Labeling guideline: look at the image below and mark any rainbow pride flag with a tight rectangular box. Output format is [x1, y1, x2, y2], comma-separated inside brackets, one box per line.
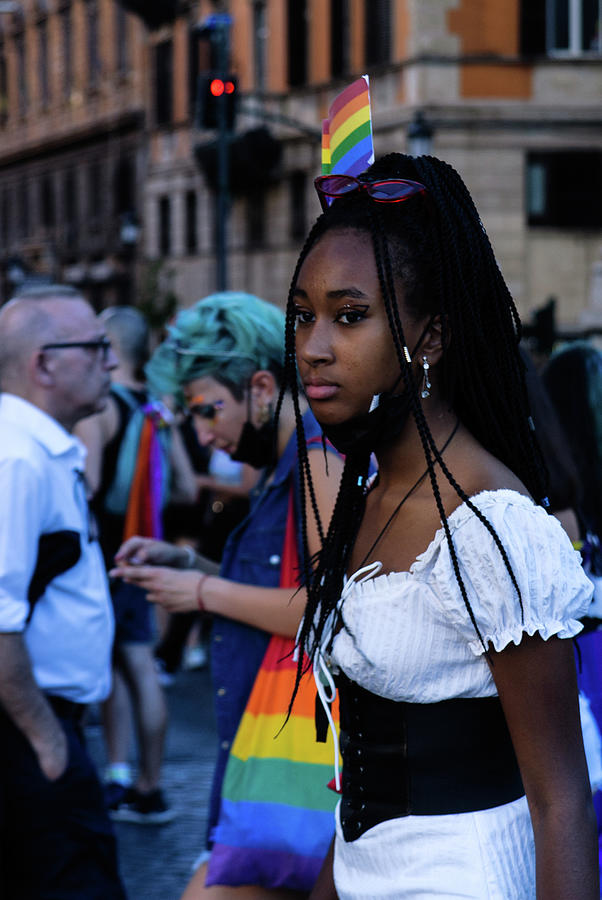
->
[207, 638, 339, 889]
[206, 482, 339, 890]
[322, 75, 374, 176]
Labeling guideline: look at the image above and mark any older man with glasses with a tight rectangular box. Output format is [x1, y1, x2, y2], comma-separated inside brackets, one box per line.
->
[0, 285, 127, 899]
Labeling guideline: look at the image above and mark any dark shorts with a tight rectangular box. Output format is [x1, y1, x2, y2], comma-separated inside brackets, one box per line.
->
[0, 703, 127, 900]
[111, 579, 153, 644]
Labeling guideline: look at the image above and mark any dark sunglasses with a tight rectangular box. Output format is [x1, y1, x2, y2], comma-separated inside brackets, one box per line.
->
[314, 174, 427, 213]
[41, 338, 112, 360]
[187, 394, 225, 421]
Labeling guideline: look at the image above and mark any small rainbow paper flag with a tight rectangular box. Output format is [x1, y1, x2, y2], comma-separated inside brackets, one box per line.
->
[321, 75, 374, 176]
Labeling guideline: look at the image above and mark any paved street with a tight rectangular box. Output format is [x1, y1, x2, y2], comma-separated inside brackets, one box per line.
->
[87, 666, 217, 900]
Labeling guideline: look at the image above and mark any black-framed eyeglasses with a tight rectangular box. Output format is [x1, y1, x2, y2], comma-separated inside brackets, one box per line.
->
[314, 174, 427, 213]
[40, 338, 112, 360]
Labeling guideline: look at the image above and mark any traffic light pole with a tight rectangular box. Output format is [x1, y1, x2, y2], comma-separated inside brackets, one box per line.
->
[213, 18, 230, 292]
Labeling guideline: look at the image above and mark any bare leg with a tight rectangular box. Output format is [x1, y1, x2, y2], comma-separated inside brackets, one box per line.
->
[118, 642, 168, 793]
[102, 665, 133, 769]
[180, 862, 308, 900]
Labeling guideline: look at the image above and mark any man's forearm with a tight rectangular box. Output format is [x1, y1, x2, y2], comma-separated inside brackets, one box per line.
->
[0, 632, 67, 778]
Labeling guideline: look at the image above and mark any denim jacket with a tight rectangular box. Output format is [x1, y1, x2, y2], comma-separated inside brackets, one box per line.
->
[206, 410, 327, 845]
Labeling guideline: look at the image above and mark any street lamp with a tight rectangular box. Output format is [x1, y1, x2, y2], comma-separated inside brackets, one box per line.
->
[407, 111, 434, 157]
[120, 212, 140, 247]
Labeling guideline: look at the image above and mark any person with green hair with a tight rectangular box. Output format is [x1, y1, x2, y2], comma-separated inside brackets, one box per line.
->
[111, 292, 343, 899]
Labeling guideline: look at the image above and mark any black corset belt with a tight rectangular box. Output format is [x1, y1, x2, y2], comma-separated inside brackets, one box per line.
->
[338, 673, 524, 842]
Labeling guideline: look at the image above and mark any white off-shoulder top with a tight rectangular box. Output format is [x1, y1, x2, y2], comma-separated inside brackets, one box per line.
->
[331, 489, 593, 703]
[324, 490, 594, 900]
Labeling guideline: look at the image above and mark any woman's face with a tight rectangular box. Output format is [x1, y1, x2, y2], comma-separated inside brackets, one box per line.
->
[183, 375, 248, 456]
[294, 228, 421, 426]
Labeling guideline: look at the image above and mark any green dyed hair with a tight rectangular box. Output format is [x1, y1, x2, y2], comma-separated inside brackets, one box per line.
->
[146, 291, 285, 403]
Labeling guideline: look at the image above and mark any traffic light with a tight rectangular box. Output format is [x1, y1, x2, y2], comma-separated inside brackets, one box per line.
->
[196, 73, 237, 131]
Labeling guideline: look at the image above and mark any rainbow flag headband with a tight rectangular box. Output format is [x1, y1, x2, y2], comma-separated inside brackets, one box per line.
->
[321, 75, 374, 177]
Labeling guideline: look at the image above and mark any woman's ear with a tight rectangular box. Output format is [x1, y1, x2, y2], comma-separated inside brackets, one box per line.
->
[418, 315, 445, 366]
[249, 370, 277, 406]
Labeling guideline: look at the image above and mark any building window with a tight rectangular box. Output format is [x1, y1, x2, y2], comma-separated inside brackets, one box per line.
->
[0, 188, 8, 248]
[287, 0, 307, 87]
[547, 0, 601, 53]
[154, 40, 173, 126]
[63, 168, 77, 225]
[114, 157, 134, 215]
[527, 151, 602, 227]
[37, 18, 49, 109]
[14, 28, 27, 117]
[59, 4, 72, 100]
[41, 174, 55, 230]
[17, 179, 29, 239]
[289, 171, 306, 240]
[0, 39, 7, 126]
[330, 0, 349, 77]
[245, 187, 266, 249]
[88, 160, 102, 224]
[523, 0, 602, 54]
[185, 189, 198, 255]
[86, 0, 100, 90]
[115, 1, 129, 74]
[159, 196, 171, 256]
[365, 0, 391, 66]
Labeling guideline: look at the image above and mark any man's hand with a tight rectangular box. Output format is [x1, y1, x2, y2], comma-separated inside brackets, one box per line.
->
[0, 633, 70, 781]
[31, 717, 69, 781]
[114, 536, 188, 569]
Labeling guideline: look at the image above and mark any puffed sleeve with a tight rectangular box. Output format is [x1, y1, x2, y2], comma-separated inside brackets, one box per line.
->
[430, 491, 593, 656]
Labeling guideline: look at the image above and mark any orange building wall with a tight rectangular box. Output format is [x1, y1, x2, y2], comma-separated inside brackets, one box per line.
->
[230, 0, 253, 91]
[447, 0, 533, 99]
[460, 64, 532, 98]
[349, 0, 364, 74]
[447, 0, 520, 55]
[309, 0, 330, 84]
[267, 0, 286, 92]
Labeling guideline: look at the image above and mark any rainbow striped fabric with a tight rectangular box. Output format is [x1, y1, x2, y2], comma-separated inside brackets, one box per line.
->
[322, 75, 374, 176]
[206, 482, 339, 890]
[207, 638, 339, 888]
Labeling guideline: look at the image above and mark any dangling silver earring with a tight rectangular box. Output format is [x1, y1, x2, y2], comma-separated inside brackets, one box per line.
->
[421, 356, 431, 399]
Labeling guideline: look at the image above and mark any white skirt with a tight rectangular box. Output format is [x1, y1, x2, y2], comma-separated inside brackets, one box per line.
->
[333, 795, 535, 899]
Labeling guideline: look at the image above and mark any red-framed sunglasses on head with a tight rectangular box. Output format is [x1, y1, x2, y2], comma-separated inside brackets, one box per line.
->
[314, 174, 427, 213]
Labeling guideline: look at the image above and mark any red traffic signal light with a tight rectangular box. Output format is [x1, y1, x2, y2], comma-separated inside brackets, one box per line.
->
[209, 78, 236, 98]
[197, 74, 237, 130]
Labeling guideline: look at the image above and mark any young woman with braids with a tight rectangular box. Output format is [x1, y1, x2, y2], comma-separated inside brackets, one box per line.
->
[111, 292, 343, 899]
[282, 155, 598, 899]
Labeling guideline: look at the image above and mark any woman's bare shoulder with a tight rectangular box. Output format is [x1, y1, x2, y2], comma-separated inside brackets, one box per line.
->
[445, 430, 531, 503]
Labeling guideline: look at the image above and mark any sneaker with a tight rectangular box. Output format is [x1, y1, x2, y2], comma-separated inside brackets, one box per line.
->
[154, 658, 176, 688]
[104, 781, 130, 811]
[110, 787, 176, 825]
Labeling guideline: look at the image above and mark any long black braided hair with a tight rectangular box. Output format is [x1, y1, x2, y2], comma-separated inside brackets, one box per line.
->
[280, 153, 549, 702]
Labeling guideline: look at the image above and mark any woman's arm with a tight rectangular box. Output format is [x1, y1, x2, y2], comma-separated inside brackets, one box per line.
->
[112, 446, 344, 636]
[491, 632, 598, 899]
[110, 564, 307, 637]
[309, 837, 338, 900]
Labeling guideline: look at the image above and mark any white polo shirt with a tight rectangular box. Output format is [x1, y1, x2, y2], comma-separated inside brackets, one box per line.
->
[0, 394, 114, 704]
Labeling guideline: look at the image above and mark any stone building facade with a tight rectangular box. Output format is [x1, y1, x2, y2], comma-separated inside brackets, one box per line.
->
[1, 1, 600, 329]
[143, 0, 602, 327]
[0, 0, 147, 306]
